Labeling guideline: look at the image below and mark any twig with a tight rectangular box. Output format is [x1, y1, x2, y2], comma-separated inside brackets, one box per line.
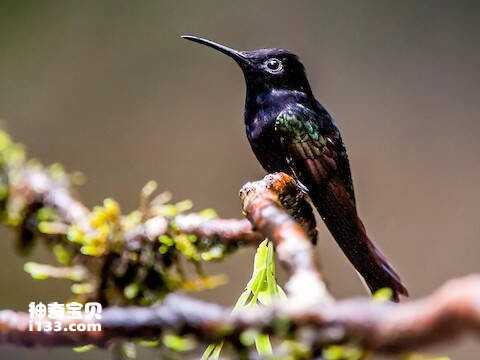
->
[10, 166, 264, 249]
[125, 214, 263, 251]
[1, 274, 480, 353]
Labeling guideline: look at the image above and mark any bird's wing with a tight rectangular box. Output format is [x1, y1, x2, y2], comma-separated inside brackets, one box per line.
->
[275, 103, 355, 205]
[275, 103, 408, 300]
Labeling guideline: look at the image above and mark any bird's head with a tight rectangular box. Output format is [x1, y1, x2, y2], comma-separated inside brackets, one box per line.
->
[182, 36, 312, 95]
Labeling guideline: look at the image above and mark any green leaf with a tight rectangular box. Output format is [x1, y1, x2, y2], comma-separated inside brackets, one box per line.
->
[403, 354, 451, 360]
[255, 333, 272, 355]
[233, 288, 253, 312]
[141, 180, 158, 199]
[204, 240, 283, 358]
[373, 287, 393, 302]
[162, 334, 194, 352]
[52, 244, 70, 265]
[201, 342, 223, 360]
[199, 208, 218, 218]
[124, 283, 140, 299]
[71, 282, 94, 295]
[73, 345, 95, 352]
[323, 345, 364, 360]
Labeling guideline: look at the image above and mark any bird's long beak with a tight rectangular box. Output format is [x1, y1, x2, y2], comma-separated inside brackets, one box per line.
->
[181, 35, 248, 66]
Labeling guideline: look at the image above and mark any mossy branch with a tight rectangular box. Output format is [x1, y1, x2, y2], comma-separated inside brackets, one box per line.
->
[0, 131, 267, 306]
[1, 275, 480, 355]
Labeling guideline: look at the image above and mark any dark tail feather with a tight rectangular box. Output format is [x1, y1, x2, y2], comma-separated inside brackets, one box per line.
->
[310, 180, 408, 301]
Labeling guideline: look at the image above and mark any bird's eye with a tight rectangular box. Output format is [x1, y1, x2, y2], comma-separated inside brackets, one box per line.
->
[265, 58, 283, 73]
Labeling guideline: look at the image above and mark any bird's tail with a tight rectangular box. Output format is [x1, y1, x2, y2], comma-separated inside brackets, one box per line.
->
[310, 180, 408, 301]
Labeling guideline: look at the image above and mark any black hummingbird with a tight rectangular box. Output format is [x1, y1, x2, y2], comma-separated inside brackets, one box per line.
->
[182, 35, 408, 301]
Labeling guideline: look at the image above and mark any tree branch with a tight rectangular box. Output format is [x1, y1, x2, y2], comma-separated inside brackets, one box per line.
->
[11, 165, 264, 249]
[0, 131, 271, 305]
[124, 214, 263, 251]
[1, 274, 480, 353]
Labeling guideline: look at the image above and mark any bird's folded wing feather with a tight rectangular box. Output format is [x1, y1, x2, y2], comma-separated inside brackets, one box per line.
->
[274, 103, 355, 205]
[275, 104, 408, 300]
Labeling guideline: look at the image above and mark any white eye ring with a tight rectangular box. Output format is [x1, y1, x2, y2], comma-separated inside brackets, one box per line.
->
[265, 58, 283, 73]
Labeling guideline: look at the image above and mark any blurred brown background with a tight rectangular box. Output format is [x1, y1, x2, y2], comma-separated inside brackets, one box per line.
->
[0, 0, 479, 358]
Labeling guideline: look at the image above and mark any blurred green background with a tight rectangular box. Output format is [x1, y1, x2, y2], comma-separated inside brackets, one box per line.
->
[0, 0, 479, 358]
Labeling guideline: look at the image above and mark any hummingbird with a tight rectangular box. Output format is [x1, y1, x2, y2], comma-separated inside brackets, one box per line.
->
[182, 35, 408, 301]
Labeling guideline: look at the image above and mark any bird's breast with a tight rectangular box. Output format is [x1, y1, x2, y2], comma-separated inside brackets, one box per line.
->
[245, 111, 288, 173]
[245, 109, 278, 146]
